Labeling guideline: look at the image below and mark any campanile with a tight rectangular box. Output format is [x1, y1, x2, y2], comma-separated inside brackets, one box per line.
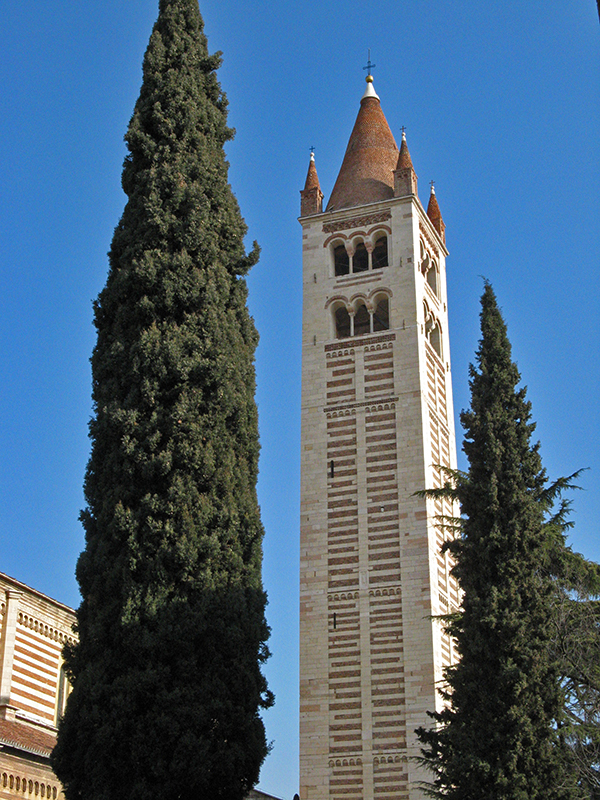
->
[299, 75, 459, 800]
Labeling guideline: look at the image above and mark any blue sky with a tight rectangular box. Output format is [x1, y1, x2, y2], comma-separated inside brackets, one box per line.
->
[0, 2, 598, 798]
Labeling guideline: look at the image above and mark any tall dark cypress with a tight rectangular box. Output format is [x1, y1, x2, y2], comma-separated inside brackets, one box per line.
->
[417, 284, 580, 799]
[52, 2, 272, 798]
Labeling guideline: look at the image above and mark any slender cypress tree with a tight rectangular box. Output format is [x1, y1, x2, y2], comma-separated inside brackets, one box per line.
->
[417, 284, 580, 799]
[52, 2, 272, 798]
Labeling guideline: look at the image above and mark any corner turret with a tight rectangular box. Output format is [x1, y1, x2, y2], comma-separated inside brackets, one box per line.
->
[427, 183, 446, 244]
[300, 151, 324, 216]
[393, 130, 418, 198]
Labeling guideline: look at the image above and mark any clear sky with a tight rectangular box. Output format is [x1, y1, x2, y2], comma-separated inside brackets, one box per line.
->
[0, 2, 598, 798]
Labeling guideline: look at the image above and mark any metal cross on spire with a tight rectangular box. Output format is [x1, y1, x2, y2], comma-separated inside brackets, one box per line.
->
[363, 49, 376, 77]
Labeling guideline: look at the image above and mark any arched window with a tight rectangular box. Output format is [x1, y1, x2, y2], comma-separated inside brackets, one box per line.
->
[425, 304, 442, 359]
[373, 296, 389, 331]
[354, 303, 371, 336]
[426, 260, 438, 296]
[334, 306, 351, 339]
[353, 242, 369, 273]
[333, 244, 349, 276]
[372, 235, 388, 269]
[430, 322, 442, 358]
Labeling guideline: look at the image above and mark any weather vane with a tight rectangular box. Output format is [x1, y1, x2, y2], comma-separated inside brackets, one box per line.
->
[363, 49, 376, 77]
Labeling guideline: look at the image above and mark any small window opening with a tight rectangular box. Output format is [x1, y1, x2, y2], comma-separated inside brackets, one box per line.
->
[426, 261, 438, 295]
[333, 612, 337, 629]
[56, 664, 69, 723]
[430, 323, 442, 358]
[354, 303, 371, 336]
[373, 297, 390, 332]
[334, 244, 350, 276]
[329, 460, 335, 478]
[353, 242, 369, 273]
[334, 306, 351, 339]
[372, 236, 388, 269]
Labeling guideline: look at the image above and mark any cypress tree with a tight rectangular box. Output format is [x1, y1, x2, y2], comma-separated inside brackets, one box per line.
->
[52, 2, 272, 798]
[418, 283, 581, 799]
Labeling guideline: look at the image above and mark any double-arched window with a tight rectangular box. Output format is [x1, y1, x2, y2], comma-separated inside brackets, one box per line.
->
[331, 292, 391, 339]
[332, 233, 389, 277]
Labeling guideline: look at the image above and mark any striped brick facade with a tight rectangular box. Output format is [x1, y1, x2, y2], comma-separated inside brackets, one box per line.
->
[299, 106, 459, 799]
[0, 573, 75, 800]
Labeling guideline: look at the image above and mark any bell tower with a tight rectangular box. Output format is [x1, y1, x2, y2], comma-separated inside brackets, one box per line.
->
[299, 75, 459, 800]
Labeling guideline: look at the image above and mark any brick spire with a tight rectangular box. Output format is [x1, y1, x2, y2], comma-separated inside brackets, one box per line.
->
[326, 77, 399, 212]
[427, 184, 446, 244]
[394, 130, 418, 198]
[300, 151, 324, 216]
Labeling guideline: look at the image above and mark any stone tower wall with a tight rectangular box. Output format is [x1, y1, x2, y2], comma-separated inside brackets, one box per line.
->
[299, 194, 459, 800]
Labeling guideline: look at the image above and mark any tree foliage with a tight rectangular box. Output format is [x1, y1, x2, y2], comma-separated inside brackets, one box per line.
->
[52, 2, 272, 798]
[551, 551, 600, 798]
[417, 283, 596, 799]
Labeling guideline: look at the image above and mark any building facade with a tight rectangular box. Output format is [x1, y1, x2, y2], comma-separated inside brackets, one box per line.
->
[0, 574, 285, 800]
[299, 76, 459, 800]
[0, 572, 75, 800]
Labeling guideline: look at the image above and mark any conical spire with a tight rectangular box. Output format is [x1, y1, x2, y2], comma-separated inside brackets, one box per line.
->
[326, 76, 398, 212]
[427, 184, 446, 243]
[396, 130, 414, 170]
[300, 151, 324, 216]
[393, 130, 418, 198]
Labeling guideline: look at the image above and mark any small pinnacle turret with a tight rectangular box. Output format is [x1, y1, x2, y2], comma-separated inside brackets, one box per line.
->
[300, 151, 324, 216]
[427, 183, 446, 244]
[394, 130, 418, 198]
[397, 130, 414, 169]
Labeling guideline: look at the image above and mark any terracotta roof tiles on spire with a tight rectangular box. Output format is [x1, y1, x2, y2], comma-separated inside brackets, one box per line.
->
[393, 130, 418, 198]
[300, 152, 324, 216]
[326, 77, 399, 212]
[396, 130, 414, 171]
[303, 152, 321, 192]
[427, 184, 446, 244]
